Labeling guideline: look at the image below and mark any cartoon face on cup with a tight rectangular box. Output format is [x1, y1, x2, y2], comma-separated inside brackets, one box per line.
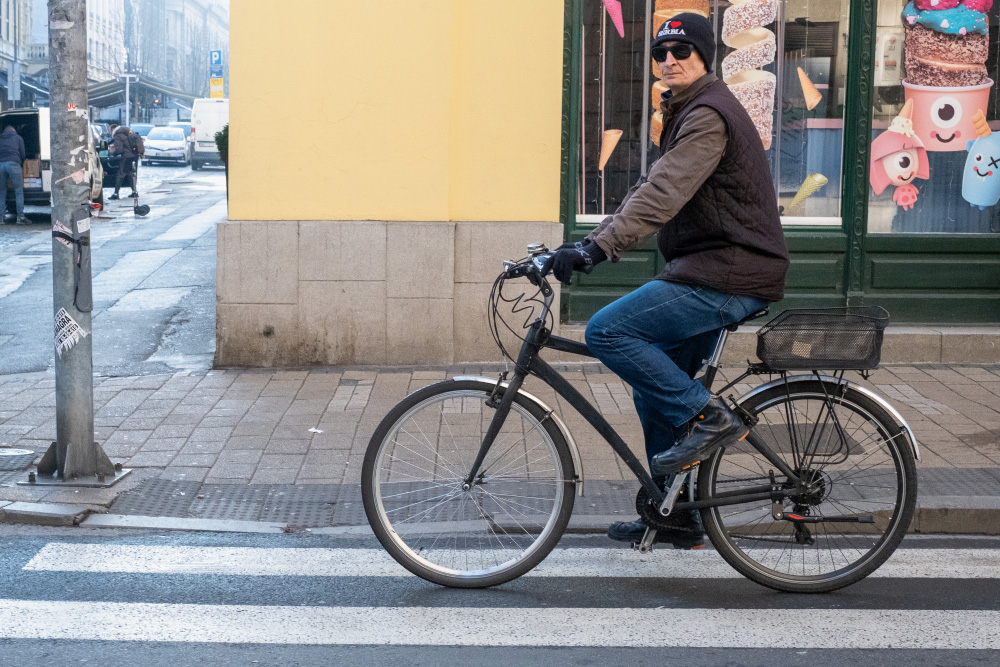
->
[903, 79, 993, 152]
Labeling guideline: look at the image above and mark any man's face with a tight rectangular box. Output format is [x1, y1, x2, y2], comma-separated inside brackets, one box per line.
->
[657, 41, 707, 92]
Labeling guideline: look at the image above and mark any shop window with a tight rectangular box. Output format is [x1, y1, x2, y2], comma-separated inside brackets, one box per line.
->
[868, 0, 1000, 233]
[576, 0, 851, 227]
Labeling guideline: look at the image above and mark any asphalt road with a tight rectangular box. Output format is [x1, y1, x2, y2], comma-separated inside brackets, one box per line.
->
[0, 165, 226, 376]
[0, 526, 997, 665]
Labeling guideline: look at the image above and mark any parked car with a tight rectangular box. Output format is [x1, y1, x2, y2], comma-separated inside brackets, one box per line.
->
[93, 122, 113, 144]
[130, 123, 155, 137]
[168, 121, 195, 159]
[142, 126, 190, 165]
[190, 98, 228, 170]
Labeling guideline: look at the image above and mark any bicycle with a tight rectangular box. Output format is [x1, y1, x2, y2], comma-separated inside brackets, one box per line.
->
[362, 244, 919, 593]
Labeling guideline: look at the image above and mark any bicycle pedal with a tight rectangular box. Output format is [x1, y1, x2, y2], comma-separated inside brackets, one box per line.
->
[680, 461, 700, 470]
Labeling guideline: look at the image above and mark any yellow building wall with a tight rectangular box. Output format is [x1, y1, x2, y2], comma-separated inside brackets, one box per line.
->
[229, 1, 565, 223]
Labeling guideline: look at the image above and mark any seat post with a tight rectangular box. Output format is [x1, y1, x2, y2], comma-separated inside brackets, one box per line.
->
[699, 328, 729, 390]
[707, 328, 729, 370]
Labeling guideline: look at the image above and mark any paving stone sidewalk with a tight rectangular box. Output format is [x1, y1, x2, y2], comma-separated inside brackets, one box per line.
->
[1, 362, 999, 531]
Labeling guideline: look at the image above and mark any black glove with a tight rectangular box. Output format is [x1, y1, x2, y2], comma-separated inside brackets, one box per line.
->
[540, 241, 607, 285]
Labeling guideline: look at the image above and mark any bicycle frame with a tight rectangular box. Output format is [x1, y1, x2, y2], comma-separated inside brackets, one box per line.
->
[464, 262, 802, 511]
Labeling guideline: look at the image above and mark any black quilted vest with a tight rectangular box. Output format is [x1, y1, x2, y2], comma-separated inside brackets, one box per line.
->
[655, 79, 789, 302]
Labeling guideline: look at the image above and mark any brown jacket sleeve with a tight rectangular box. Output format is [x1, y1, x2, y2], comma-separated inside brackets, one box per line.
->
[586, 105, 728, 261]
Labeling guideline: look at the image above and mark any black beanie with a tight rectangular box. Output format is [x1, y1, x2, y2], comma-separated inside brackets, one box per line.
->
[652, 13, 716, 72]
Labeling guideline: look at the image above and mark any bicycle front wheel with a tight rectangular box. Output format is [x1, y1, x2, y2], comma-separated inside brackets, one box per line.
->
[362, 379, 576, 588]
[698, 380, 917, 593]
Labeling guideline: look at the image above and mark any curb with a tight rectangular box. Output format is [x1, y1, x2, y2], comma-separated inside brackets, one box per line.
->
[0, 502, 94, 527]
[0, 503, 993, 536]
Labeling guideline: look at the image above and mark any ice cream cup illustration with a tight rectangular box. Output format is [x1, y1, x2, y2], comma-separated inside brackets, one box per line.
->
[902, 79, 993, 152]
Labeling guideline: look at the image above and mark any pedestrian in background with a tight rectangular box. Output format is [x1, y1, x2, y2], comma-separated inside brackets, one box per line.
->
[108, 123, 143, 200]
[0, 124, 29, 225]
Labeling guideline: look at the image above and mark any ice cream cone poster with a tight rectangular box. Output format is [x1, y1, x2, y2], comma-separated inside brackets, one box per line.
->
[870, 99, 929, 211]
[602, 0, 625, 38]
[901, 1, 993, 152]
[961, 110, 1000, 209]
[599, 129, 623, 170]
[722, 0, 779, 149]
[797, 68, 822, 110]
[790, 173, 829, 209]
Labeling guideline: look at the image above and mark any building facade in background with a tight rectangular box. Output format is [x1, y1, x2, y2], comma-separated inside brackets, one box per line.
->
[125, 0, 228, 98]
[27, 0, 227, 108]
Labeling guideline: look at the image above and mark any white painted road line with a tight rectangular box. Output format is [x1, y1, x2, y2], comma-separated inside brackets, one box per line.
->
[0, 600, 996, 648]
[23, 545, 1000, 579]
[153, 200, 227, 242]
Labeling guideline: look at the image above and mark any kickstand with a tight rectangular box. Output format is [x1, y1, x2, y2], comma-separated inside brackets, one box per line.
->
[633, 527, 658, 554]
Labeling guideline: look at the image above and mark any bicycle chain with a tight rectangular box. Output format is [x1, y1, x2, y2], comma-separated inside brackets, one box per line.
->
[635, 486, 699, 533]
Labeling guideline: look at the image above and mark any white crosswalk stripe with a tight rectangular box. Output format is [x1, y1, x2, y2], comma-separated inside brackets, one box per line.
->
[23, 544, 1000, 580]
[7, 541, 1000, 650]
[0, 600, 997, 648]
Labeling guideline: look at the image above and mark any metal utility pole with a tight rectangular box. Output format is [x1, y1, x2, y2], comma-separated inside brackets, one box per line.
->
[27, 0, 124, 487]
[124, 72, 134, 124]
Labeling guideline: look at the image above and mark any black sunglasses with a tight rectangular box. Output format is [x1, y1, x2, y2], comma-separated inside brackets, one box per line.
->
[651, 43, 693, 63]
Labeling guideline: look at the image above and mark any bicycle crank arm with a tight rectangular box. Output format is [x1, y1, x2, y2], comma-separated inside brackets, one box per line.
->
[657, 471, 690, 517]
[781, 513, 875, 524]
[633, 527, 658, 554]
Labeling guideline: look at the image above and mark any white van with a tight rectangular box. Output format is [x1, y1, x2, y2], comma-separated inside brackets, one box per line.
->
[190, 98, 229, 170]
[0, 106, 104, 207]
[0, 107, 51, 206]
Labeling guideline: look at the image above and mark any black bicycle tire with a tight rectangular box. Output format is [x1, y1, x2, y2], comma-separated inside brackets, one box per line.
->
[361, 379, 576, 588]
[698, 380, 917, 593]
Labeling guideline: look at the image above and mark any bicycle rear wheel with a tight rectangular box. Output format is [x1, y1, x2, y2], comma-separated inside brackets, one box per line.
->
[362, 379, 576, 588]
[698, 380, 917, 593]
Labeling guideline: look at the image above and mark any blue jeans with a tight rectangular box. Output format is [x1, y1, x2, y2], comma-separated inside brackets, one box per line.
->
[0, 161, 24, 217]
[585, 280, 769, 466]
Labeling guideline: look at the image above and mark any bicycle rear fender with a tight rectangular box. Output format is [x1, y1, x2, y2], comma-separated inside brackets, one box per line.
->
[737, 374, 921, 462]
[453, 376, 586, 496]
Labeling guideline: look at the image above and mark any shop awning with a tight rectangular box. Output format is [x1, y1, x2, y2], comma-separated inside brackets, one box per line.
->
[87, 75, 199, 108]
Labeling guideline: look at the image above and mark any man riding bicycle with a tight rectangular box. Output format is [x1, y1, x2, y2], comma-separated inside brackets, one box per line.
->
[541, 14, 789, 549]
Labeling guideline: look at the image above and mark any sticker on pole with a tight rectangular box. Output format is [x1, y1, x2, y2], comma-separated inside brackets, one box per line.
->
[54, 307, 89, 357]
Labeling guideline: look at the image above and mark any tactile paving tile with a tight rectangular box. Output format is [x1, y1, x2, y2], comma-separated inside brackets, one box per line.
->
[0, 470, 27, 484]
[917, 467, 1000, 496]
[188, 485, 270, 522]
[0, 451, 36, 471]
[109, 479, 201, 517]
[572, 480, 637, 515]
[259, 485, 339, 526]
[332, 484, 366, 525]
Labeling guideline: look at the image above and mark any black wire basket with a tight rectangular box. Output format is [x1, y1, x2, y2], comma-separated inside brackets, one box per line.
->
[756, 306, 890, 371]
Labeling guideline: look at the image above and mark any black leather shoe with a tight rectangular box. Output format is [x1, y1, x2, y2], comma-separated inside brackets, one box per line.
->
[108, 193, 119, 200]
[650, 397, 749, 476]
[607, 516, 705, 550]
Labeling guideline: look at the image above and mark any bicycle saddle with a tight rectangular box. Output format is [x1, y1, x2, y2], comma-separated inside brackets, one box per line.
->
[725, 308, 770, 332]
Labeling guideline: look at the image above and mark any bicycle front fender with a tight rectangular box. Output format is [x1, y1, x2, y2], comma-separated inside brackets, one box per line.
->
[736, 374, 920, 462]
[453, 376, 586, 496]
